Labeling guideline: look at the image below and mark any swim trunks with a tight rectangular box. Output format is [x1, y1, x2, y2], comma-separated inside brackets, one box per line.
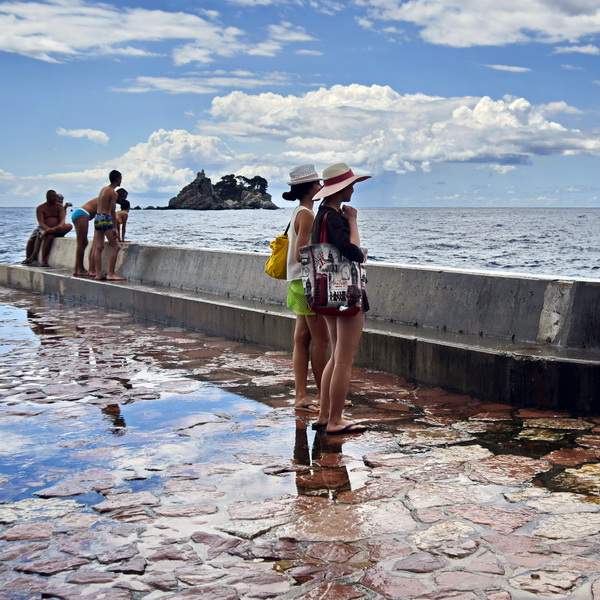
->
[71, 207, 90, 223]
[29, 226, 44, 239]
[94, 213, 113, 232]
[287, 279, 315, 316]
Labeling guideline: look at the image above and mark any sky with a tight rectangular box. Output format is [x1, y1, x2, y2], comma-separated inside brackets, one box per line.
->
[2, 0, 600, 208]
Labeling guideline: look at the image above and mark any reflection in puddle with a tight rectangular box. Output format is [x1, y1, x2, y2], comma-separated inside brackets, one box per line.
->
[3, 288, 600, 597]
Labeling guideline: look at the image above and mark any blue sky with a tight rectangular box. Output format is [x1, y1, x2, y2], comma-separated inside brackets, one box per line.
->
[2, 0, 600, 208]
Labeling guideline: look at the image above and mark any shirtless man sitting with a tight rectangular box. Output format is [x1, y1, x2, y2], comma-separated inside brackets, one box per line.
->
[23, 190, 73, 267]
[91, 170, 125, 281]
[71, 196, 99, 277]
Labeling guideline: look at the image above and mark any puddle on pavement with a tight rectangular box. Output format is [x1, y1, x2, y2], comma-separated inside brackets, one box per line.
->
[0, 289, 384, 511]
[1, 285, 600, 510]
[5, 288, 600, 600]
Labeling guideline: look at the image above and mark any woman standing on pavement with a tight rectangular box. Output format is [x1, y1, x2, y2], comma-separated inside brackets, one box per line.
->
[309, 163, 370, 435]
[283, 164, 329, 413]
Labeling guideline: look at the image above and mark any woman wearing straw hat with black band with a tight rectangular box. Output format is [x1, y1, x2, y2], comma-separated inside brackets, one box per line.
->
[283, 164, 329, 412]
[310, 163, 370, 435]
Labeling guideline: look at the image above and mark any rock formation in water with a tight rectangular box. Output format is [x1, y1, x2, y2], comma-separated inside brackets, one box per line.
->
[167, 170, 278, 210]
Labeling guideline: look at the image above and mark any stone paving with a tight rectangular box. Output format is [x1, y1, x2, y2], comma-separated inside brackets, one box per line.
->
[1, 285, 600, 600]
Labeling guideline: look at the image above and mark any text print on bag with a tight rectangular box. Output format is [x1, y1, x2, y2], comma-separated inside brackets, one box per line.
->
[312, 248, 361, 309]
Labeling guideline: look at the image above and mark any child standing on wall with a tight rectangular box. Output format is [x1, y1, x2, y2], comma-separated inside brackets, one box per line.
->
[92, 170, 125, 281]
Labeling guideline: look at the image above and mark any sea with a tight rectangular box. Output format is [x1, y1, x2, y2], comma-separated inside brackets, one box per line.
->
[2, 206, 599, 280]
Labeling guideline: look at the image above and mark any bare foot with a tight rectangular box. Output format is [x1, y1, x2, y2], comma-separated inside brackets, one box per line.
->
[39, 262, 50, 267]
[106, 274, 125, 281]
[73, 271, 89, 277]
[94, 275, 107, 280]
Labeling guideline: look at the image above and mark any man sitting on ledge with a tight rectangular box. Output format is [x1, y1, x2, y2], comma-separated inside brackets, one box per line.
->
[23, 189, 73, 267]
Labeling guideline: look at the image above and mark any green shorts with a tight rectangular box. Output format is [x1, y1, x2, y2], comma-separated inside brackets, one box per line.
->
[287, 279, 315, 316]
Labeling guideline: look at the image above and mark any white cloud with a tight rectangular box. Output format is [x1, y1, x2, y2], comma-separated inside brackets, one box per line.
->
[0, 129, 237, 203]
[267, 22, 314, 43]
[356, 0, 600, 47]
[554, 44, 600, 54]
[483, 64, 532, 73]
[0, 0, 232, 62]
[0, 1, 314, 64]
[296, 49, 323, 55]
[57, 128, 109, 145]
[113, 71, 291, 94]
[109, 129, 236, 193]
[486, 164, 517, 174]
[4, 85, 600, 205]
[200, 84, 600, 174]
[538, 101, 583, 115]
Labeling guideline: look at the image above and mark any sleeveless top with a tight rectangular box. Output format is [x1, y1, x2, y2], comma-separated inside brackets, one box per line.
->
[286, 205, 313, 281]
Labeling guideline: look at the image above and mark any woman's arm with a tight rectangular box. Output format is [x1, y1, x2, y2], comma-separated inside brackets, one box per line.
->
[325, 209, 364, 263]
[294, 209, 314, 262]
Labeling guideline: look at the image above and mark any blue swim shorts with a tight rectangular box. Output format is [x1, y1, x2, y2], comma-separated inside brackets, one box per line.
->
[94, 213, 113, 232]
[71, 207, 90, 223]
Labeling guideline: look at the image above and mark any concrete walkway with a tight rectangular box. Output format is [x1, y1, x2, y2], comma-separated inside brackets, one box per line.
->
[1, 285, 600, 600]
[4, 240, 600, 411]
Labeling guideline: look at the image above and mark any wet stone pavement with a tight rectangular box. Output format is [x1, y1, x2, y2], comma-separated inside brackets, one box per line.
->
[1, 286, 600, 600]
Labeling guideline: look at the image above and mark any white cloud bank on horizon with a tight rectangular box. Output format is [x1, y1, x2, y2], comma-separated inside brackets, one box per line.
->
[2, 84, 598, 203]
[57, 128, 109, 145]
[200, 85, 594, 173]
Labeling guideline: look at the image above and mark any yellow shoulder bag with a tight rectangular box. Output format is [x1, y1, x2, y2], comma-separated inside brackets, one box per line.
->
[265, 222, 290, 280]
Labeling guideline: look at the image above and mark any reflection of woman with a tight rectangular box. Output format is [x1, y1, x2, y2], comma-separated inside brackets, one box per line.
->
[310, 163, 370, 435]
[283, 165, 329, 412]
[293, 420, 351, 498]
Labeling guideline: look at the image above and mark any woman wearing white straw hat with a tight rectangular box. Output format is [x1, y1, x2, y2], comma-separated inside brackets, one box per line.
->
[283, 164, 329, 412]
[310, 163, 370, 435]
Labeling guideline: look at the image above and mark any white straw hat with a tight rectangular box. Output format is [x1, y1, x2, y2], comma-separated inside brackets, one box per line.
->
[312, 163, 370, 199]
[287, 164, 321, 185]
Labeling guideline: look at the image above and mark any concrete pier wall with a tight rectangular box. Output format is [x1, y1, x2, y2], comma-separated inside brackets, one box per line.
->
[2, 237, 599, 411]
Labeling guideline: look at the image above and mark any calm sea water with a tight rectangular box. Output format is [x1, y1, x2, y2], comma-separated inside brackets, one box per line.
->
[2, 206, 599, 280]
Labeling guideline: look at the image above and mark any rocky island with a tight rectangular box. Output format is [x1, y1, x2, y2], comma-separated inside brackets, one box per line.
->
[166, 170, 278, 210]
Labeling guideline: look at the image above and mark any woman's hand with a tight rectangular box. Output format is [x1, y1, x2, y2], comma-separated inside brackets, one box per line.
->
[340, 205, 357, 221]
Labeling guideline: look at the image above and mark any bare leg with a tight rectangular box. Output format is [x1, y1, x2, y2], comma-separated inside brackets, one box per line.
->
[40, 234, 55, 266]
[87, 237, 97, 276]
[106, 230, 124, 281]
[73, 217, 89, 276]
[92, 230, 106, 280]
[313, 317, 337, 428]
[24, 237, 35, 261]
[326, 311, 364, 431]
[293, 316, 317, 410]
[304, 313, 328, 400]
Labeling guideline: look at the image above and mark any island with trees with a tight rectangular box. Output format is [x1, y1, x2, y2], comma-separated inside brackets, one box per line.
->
[164, 170, 278, 210]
